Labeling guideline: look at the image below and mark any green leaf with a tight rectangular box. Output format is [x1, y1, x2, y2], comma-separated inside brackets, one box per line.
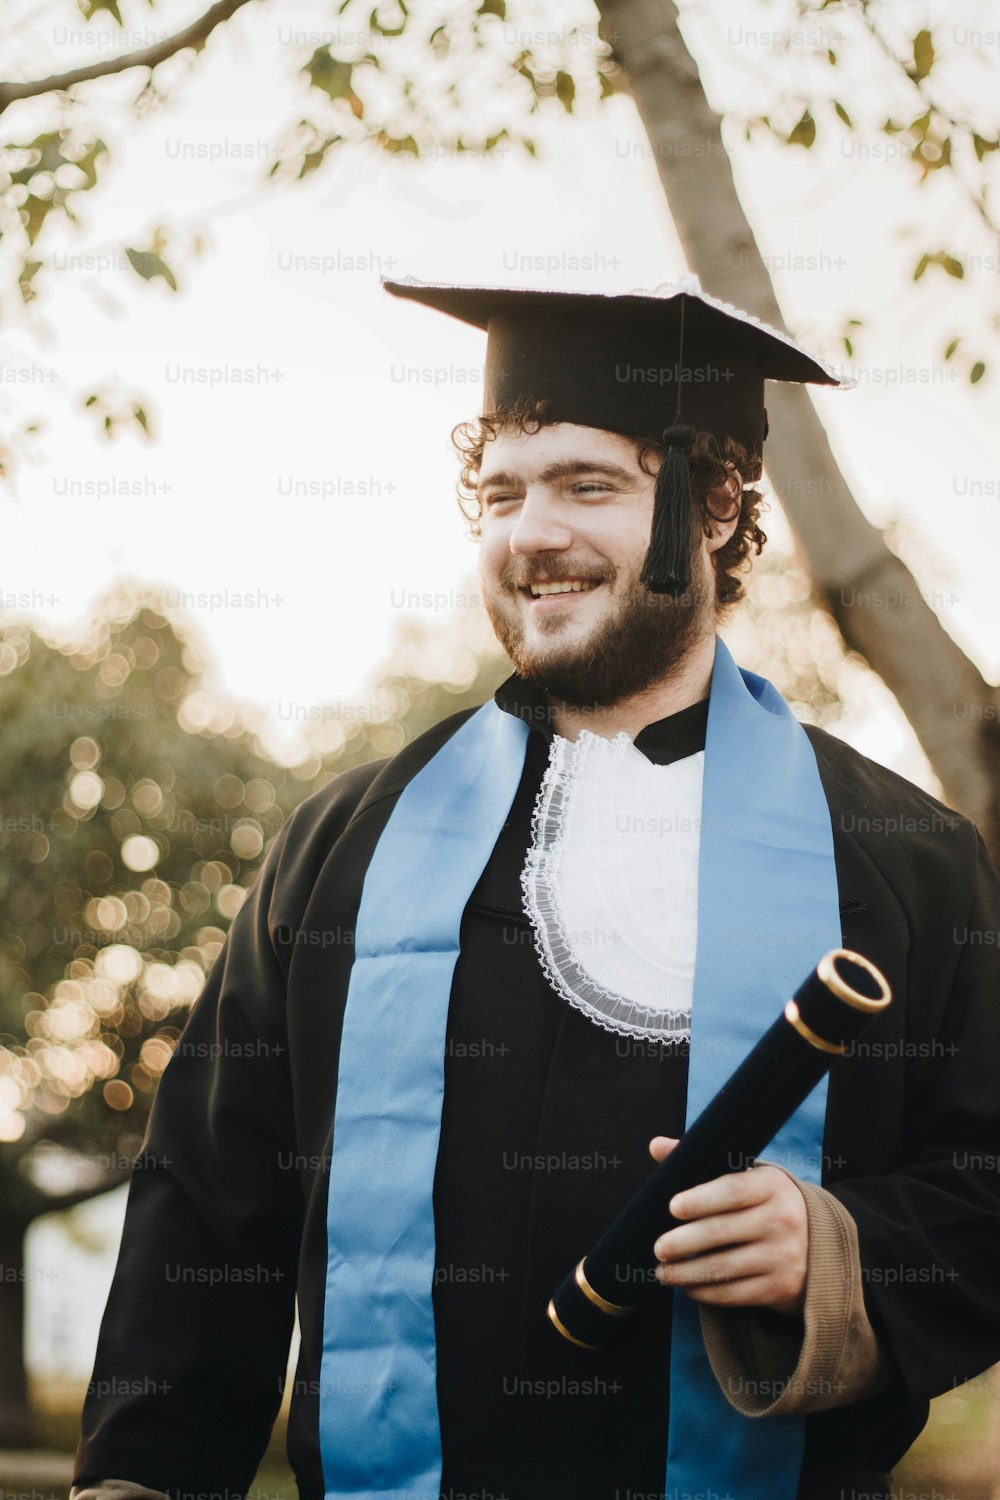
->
[827, 49, 837, 65]
[970, 361, 986, 384]
[72, 138, 109, 192]
[972, 133, 999, 161]
[298, 136, 341, 178]
[833, 101, 852, 128]
[940, 253, 964, 279]
[125, 248, 178, 291]
[304, 49, 355, 102]
[555, 71, 575, 112]
[913, 254, 929, 280]
[20, 195, 50, 245]
[787, 109, 816, 149]
[912, 29, 934, 82]
[477, 0, 506, 16]
[84, 394, 98, 407]
[83, 0, 123, 22]
[132, 405, 149, 434]
[944, 338, 961, 360]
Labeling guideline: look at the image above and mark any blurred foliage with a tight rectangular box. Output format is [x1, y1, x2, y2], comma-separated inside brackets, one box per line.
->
[724, 546, 849, 728]
[268, 0, 620, 182]
[0, 594, 291, 1222]
[0, 584, 509, 1233]
[741, 1, 1000, 382]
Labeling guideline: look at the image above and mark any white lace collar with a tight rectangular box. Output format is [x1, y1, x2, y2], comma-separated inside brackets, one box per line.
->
[521, 730, 704, 1044]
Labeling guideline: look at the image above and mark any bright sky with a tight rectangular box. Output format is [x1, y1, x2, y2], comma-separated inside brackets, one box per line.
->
[4, 0, 1000, 1371]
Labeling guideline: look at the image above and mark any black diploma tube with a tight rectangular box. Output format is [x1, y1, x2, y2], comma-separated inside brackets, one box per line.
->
[547, 948, 892, 1350]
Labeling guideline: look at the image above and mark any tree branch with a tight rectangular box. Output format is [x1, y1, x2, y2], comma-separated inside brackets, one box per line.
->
[0, 0, 257, 118]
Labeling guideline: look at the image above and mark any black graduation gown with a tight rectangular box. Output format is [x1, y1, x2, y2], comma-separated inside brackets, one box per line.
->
[73, 677, 1000, 1500]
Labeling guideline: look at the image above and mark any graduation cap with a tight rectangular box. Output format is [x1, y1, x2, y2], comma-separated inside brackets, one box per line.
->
[383, 274, 848, 595]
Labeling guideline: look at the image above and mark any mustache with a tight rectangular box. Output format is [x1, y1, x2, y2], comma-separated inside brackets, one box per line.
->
[501, 560, 616, 590]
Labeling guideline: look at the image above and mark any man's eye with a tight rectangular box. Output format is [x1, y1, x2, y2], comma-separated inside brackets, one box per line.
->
[483, 493, 517, 507]
[572, 483, 611, 495]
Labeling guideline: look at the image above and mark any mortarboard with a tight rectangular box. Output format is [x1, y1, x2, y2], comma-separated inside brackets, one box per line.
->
[383, 274, 848, 595]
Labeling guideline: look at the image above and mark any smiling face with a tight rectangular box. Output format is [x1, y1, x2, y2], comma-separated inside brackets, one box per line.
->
[477, 422, 734, 709]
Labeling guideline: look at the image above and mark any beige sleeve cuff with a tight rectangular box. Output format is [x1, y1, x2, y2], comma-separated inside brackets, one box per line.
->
[71, 1482, 171, 1500]
[699, 1174, 891, 1417]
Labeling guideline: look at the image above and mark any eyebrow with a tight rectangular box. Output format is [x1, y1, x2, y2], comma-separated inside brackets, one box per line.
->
[476, 458, 639, 497]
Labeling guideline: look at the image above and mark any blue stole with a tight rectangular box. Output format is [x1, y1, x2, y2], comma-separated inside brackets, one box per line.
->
[320, 637, 841, 1499]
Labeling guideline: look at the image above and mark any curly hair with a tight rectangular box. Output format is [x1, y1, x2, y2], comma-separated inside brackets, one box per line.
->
[451, 397, 768, 611]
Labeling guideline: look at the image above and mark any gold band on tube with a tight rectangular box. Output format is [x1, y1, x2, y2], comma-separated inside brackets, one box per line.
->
[784, 999, 846, 1055]
[547, 1299, 600, 1349]
[574, 1258, 634, 1317]
[817, 949, 892, 1012]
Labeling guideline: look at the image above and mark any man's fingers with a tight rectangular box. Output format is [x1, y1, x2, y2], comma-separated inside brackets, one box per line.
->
[654, 1206, 767, 1262]
[648, 1135, 679, 1162]
[655, 1244, 771, 1289]
[669, 1163, 780, 1219]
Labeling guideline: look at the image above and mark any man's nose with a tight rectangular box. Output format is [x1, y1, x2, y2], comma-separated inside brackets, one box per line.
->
[507, 490, 573, 556]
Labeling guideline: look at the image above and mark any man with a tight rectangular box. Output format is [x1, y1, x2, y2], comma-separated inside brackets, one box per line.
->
[73, 278, 1000, 1500]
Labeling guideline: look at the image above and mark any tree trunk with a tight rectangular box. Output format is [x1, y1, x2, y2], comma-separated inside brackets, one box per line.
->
[597, 0, 1000, 857]
[0, 1220, 36, 1448]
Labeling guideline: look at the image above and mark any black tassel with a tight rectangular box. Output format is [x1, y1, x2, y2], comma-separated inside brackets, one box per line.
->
[639, 423, 696, 595]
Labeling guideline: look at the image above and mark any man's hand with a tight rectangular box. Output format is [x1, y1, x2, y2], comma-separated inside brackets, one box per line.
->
[648, 1136, 808, 1316]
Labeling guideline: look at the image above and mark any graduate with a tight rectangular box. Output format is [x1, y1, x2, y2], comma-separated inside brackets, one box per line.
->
[72, 278, 1000, 1500]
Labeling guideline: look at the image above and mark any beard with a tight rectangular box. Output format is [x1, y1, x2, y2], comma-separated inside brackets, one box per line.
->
[482, 547, 714, 711]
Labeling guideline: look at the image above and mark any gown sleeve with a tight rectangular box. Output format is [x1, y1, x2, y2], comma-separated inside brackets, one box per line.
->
[700, 1176, 889, 1415]
[72, 810, 304, 1494]
[822, 828, 1000, 1399]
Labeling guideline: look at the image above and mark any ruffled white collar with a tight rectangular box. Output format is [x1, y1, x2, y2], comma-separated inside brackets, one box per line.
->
[521, 730, 704, 1044]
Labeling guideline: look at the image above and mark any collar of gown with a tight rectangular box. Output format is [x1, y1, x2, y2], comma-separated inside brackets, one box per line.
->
[493, 671, 709, 765]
